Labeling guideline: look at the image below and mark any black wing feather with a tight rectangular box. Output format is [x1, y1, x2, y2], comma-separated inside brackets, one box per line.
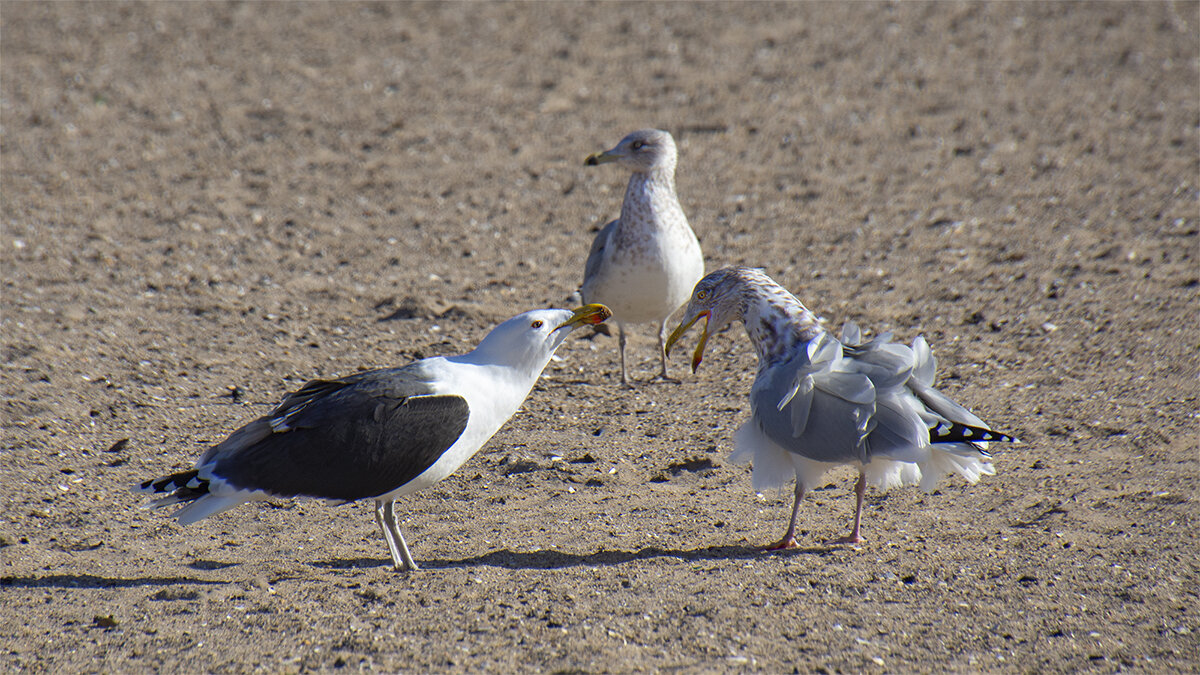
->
[928, 420, 1017, 453]
[210, 372, 470, 500]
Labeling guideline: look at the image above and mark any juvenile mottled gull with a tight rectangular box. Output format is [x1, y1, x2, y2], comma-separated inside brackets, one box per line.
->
[665, 268, 1015, 547]
[582, 129, 704, 386]
[137, 304, 612, 571]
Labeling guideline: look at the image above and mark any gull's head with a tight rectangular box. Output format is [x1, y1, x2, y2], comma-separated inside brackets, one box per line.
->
[584, 129, 677, 173]
[470, 304, 612, 373]
[665, 268, 760, 372]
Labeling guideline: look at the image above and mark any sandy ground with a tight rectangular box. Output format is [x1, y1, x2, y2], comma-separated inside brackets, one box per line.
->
[2, 1, 1198, 672]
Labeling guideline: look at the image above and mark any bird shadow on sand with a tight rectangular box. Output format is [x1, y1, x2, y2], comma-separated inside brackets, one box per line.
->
[315, 543, 831, 571]
[0, 573, 227, 590]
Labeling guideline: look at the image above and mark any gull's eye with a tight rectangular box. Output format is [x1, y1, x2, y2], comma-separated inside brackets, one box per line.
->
[531, 320, 544, 329]
[631, 140, 645, 151]
[696, 290, 709, 301]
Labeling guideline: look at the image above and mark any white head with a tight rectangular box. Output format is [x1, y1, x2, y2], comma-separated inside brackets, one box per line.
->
[584, 129, 678, 174]
[467, 304, 612, 376]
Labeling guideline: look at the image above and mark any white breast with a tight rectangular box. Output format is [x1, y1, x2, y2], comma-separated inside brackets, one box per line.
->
[375, 359, 535, 500]
[587, 221, 703, 323]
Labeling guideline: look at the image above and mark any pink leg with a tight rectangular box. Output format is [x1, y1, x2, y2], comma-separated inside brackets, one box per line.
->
[764, 482, 805, 550]
[832, 473, 866, 545]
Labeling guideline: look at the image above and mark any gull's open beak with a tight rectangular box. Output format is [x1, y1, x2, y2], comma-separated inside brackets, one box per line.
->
[665, 310, 711, 373]
[584, 149, 619, 166]
[556, 303, 613, 331]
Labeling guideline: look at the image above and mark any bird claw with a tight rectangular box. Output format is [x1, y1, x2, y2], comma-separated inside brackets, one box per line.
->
[763, 536, 800, 551]
[830, 534, 864, 546]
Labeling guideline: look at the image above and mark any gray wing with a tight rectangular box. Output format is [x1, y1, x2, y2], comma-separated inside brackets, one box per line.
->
[199, 367, 470, 501]
[754, 328, 1003, 465]
[752, 333, 880, 464]
[905, 335, 988, 429]
[581, 218, 619, 301]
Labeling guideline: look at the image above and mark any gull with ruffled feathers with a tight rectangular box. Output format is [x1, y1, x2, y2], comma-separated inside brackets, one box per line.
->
[666, 267, 1015, 548]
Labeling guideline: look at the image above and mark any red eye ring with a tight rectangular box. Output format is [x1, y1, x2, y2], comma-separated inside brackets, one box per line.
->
[531, 320, 543, 329]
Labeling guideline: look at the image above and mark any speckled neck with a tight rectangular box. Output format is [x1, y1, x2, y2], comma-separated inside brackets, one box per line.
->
[621, 168, 683, 231]
[739, 280, 824, 368]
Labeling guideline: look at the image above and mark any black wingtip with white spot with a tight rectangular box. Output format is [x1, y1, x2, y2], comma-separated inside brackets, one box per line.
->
[929, 421, 1018, 454]
[136, 469, 211, 502]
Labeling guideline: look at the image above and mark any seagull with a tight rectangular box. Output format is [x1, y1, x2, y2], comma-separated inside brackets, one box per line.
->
[581, 129, 705, 386]
[665, 267, 1015, 548]
[136, 304, 612, 571]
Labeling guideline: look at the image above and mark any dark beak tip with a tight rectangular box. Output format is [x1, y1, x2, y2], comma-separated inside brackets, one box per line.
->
[584, 157, 598, 166]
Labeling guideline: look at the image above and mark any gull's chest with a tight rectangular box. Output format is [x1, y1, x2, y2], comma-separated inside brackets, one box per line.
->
[612, 204, 689, 258]
[386, 362, 534, 495]
[428, 363, 531, 439]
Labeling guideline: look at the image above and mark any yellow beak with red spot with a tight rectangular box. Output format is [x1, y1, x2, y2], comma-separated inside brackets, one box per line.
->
[665, 310, 712, 373]
[555, 304, 613, 331]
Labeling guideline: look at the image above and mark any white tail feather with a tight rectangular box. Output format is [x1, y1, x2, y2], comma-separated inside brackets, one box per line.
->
[918, 446, 996, 492]
[171, 494, 256, 526]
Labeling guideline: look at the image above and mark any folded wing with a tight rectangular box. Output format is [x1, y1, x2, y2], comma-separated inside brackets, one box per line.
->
[199, 368, 470, 502]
